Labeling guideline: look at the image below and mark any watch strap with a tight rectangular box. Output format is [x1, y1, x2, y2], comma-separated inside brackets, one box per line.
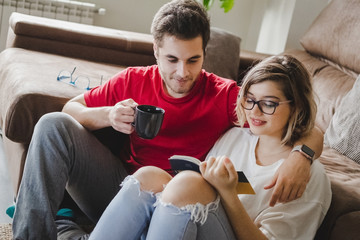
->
[291, 145, 314, 164]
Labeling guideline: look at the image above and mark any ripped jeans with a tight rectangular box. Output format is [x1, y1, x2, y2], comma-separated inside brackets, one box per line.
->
[89, 175, 236, 240]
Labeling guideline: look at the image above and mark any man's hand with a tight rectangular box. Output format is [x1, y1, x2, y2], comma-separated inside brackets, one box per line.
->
[264, 152, 311, 207]
[109, 99, 138, 134]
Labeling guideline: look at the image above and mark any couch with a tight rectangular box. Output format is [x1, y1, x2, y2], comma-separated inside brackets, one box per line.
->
[0, 0, 359, 239]
[275, 0, 360, 238]
[282, 0, 360, 239]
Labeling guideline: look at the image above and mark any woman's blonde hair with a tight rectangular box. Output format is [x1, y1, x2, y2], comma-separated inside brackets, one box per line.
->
[236, 55, 317, 146]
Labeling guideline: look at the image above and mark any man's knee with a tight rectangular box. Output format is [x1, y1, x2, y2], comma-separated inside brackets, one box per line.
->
[36, 112, 76, 131]
[133, 166, 172, 193]
[161, 171, 217, 206]
[33, 112, 85, 145]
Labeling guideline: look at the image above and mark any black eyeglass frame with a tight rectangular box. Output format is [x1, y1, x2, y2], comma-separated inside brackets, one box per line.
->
[241, 98, 292, 115]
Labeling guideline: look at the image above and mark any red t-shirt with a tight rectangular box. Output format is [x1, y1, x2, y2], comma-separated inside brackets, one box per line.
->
[84, 65, 239, 173]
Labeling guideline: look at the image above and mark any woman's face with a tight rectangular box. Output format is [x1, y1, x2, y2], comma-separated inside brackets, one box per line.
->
[243, 81, 292, 139]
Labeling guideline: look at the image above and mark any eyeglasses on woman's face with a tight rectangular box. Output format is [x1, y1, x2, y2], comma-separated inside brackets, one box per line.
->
[241, 97, 292, 115]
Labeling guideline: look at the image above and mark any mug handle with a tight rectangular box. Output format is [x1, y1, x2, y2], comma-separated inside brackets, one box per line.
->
[131, 106, 136, 126]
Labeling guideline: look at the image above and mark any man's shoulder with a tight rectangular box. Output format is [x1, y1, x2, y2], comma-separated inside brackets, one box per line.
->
[125, 65, 158, 76]
[113, 65, 159, 85]
[202, 71, 237, 85]
[201, 71, 239, 95]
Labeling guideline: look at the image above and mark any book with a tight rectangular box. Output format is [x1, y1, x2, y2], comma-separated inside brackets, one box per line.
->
[169, 155, 255, 195]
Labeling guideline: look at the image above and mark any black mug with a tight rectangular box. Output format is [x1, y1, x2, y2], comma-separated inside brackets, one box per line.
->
[133, 105, 165, 139]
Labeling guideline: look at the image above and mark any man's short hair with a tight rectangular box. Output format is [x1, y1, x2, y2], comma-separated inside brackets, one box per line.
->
[151, 0, 210, 52]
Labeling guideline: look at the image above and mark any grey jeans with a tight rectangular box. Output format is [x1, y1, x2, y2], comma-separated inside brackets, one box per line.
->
[12, 112, 129, 240]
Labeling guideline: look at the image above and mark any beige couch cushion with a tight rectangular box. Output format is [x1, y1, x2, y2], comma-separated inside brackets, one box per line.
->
[300, 0, 360, 73]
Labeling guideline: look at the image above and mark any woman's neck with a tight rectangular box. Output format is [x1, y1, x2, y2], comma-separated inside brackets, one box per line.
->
[255, 136, 292, 166]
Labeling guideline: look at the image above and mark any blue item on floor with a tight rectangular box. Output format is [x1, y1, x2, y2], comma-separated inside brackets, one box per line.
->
[5, 205, 75, 220]
[6, 204, 15, 218]
[56, 208, 74, 219]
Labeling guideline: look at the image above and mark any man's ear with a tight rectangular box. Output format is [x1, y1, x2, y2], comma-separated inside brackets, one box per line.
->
[153, 42, 159, 59]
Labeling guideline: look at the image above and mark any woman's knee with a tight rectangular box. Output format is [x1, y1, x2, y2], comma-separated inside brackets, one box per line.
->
[161, 171, 217, 206]
[133, 166, 172, 193]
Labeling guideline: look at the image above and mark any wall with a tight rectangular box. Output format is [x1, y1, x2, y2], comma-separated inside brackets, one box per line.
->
[92, 0, 255, 49]
[286, 0, 330, 50]
[256, 0, 296, 54]
[93, 0, 167, 34]
[91, 0, 329, 54]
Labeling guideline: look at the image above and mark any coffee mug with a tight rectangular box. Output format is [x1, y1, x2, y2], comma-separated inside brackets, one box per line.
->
[132, 105, 165, 139]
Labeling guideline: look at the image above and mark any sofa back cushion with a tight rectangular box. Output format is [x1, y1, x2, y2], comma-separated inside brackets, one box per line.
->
[203, 27, 241, 80]
[8, 12, 157, 67]
[300, 0, 360, 73]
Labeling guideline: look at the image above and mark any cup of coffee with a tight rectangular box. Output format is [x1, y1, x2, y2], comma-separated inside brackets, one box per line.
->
[133, 105, 165, 139]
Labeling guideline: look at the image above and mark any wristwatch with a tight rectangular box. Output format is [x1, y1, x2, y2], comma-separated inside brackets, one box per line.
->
[291, 144, 315, 164]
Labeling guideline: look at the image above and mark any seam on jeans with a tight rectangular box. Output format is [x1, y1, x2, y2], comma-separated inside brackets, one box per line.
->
[207, 203, 237, 239]
[154, 195, 220, 225]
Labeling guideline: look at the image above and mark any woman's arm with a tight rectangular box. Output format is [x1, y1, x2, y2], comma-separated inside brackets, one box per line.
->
[200, 157, 267, 240]
[220, 189, 267, 240]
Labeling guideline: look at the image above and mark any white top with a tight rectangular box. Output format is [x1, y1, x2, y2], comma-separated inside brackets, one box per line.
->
[206, 128, 332, 240]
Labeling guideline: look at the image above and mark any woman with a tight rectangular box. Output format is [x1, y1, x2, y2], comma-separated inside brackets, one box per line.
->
[89, 55, 331, 240]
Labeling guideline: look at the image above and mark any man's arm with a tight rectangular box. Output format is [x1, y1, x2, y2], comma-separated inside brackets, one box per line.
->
[62, 94, 137, 134]
[265, 126, 323, 207]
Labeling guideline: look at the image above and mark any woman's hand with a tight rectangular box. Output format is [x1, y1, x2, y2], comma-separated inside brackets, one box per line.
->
[109, 98, 138, 134]
[200, 156, 238, 195]
[201, 157, 267, 240]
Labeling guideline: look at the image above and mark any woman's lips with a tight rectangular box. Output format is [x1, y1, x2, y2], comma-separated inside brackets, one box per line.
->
[251, 118, 266, 127]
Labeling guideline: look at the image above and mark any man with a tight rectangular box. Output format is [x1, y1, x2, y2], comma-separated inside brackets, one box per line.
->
[12, 0, 323, 239]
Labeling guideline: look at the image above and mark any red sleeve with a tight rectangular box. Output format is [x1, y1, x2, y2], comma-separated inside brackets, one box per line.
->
[228, 84, 240, 125]
[227, 84, 249, 128]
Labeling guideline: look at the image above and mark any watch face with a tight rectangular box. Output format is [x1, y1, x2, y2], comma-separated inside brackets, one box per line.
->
[302, 144, 315, 158]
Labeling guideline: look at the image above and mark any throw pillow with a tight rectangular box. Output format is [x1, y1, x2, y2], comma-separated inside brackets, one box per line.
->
[203, 27, 241, 81]
[324, 75, 360, 164]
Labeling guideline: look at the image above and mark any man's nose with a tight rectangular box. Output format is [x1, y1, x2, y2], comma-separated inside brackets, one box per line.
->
[176, 61, 188, 77]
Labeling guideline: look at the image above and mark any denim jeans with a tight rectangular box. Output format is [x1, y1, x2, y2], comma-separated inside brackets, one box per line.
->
[12, 112, 129, 240]
[89, 176, 236, 240]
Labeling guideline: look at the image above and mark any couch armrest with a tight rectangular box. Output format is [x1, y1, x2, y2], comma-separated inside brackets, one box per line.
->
[6, 12, 156, 66]
[238, 50, 271, 83]
[0, 48, 124, 143]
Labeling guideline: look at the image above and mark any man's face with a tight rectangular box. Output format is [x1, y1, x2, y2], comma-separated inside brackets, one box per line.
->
[154, 34, 204, 98]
